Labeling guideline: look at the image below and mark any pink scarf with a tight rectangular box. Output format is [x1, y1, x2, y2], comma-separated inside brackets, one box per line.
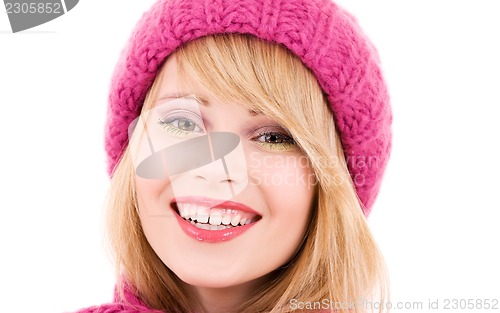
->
[72, 284, 163, 313]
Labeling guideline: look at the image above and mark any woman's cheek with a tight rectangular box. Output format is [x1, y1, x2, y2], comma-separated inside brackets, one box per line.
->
[135, 176, 172, 216]
[248, 152, 315, 215]
[251, 152, 314, 187]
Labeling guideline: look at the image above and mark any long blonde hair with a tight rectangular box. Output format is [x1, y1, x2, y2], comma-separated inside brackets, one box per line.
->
[106, 34, 389, 313]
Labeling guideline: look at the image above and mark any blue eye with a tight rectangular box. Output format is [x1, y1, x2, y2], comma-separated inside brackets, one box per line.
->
[165, 117, 202, 132]
[176, 118, 197, 131]
[158, 115, 205, 137]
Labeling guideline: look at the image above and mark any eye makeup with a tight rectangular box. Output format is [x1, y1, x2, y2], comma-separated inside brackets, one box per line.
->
[157, 109, 205, 138]
[154, 96, 206, 138]
[251, 126, 296, 151]
[152, 95, 296, 150]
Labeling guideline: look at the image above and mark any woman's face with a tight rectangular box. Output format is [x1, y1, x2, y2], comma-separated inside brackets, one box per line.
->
[132, 55, 316, 290]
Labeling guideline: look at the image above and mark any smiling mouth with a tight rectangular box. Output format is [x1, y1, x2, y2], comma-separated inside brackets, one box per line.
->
[171, 201, 262, 231]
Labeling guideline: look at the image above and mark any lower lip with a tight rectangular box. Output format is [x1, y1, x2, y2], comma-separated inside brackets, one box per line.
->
[173, 211, 258, 243]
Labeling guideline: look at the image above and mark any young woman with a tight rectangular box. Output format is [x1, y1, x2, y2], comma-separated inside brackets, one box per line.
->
[76, 0, 392, 312]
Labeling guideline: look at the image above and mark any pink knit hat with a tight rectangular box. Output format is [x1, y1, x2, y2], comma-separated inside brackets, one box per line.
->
[105, 0, 392, 215]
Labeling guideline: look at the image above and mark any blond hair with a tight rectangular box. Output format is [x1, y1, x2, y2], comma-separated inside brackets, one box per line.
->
[106, 34, 389, 313]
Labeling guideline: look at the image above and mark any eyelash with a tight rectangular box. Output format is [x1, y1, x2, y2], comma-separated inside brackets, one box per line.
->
[157, 115, 295, 150]
[252, 131, 296, 151]
[157, 115, 204, 137]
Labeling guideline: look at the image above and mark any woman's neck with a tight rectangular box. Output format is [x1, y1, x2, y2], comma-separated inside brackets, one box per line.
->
[196, 286, 246, 313]
[189, 276, 268, 313]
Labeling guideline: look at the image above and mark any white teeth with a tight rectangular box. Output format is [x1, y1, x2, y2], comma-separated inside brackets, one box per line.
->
[221, 214, 232, 225]
[209, 224, 229, 230]
[209, 224, 221, 230]
[178, 204, 189, 218]
[209, 211, 223, 226]
[189, 218, 251, 230]
[177, 203, 259, 229]
[197, 212, 209, 223]
[198, 223, 210, 230]
[191, 221, 231, 230]
[230, 215, 241, 226]
[189, 205, 197, 220]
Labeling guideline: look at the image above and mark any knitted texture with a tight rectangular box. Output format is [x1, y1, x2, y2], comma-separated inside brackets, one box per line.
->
[105, 0, 392, 214]
[72, 284, 161, 313]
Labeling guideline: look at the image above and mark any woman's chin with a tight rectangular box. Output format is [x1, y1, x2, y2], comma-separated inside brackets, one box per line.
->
[180, 274, 248, 289]
[175, 268, 268, 290]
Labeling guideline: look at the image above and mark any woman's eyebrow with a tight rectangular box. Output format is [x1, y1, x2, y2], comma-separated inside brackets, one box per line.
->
[157, 93, 262, 115]
[248, 109, 263, 116]
[157, 93, 211, 106]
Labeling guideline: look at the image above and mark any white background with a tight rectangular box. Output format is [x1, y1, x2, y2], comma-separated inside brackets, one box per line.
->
[1, 1, 499, 312]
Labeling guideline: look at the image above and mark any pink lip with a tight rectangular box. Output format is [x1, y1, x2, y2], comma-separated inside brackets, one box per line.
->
[171, 196, 261, 243]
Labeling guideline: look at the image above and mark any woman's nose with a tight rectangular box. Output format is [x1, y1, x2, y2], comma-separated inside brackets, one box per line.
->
[133, 127, 250, 194]
[187, 132, 248, 194]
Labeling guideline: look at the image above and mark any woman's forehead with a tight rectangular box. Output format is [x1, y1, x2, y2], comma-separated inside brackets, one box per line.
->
[155, 92, 263, 118]
[155, 60, 263, 115]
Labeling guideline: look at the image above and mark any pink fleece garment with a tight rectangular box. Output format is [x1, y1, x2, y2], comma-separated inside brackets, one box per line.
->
[72, 284, 161, 313]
